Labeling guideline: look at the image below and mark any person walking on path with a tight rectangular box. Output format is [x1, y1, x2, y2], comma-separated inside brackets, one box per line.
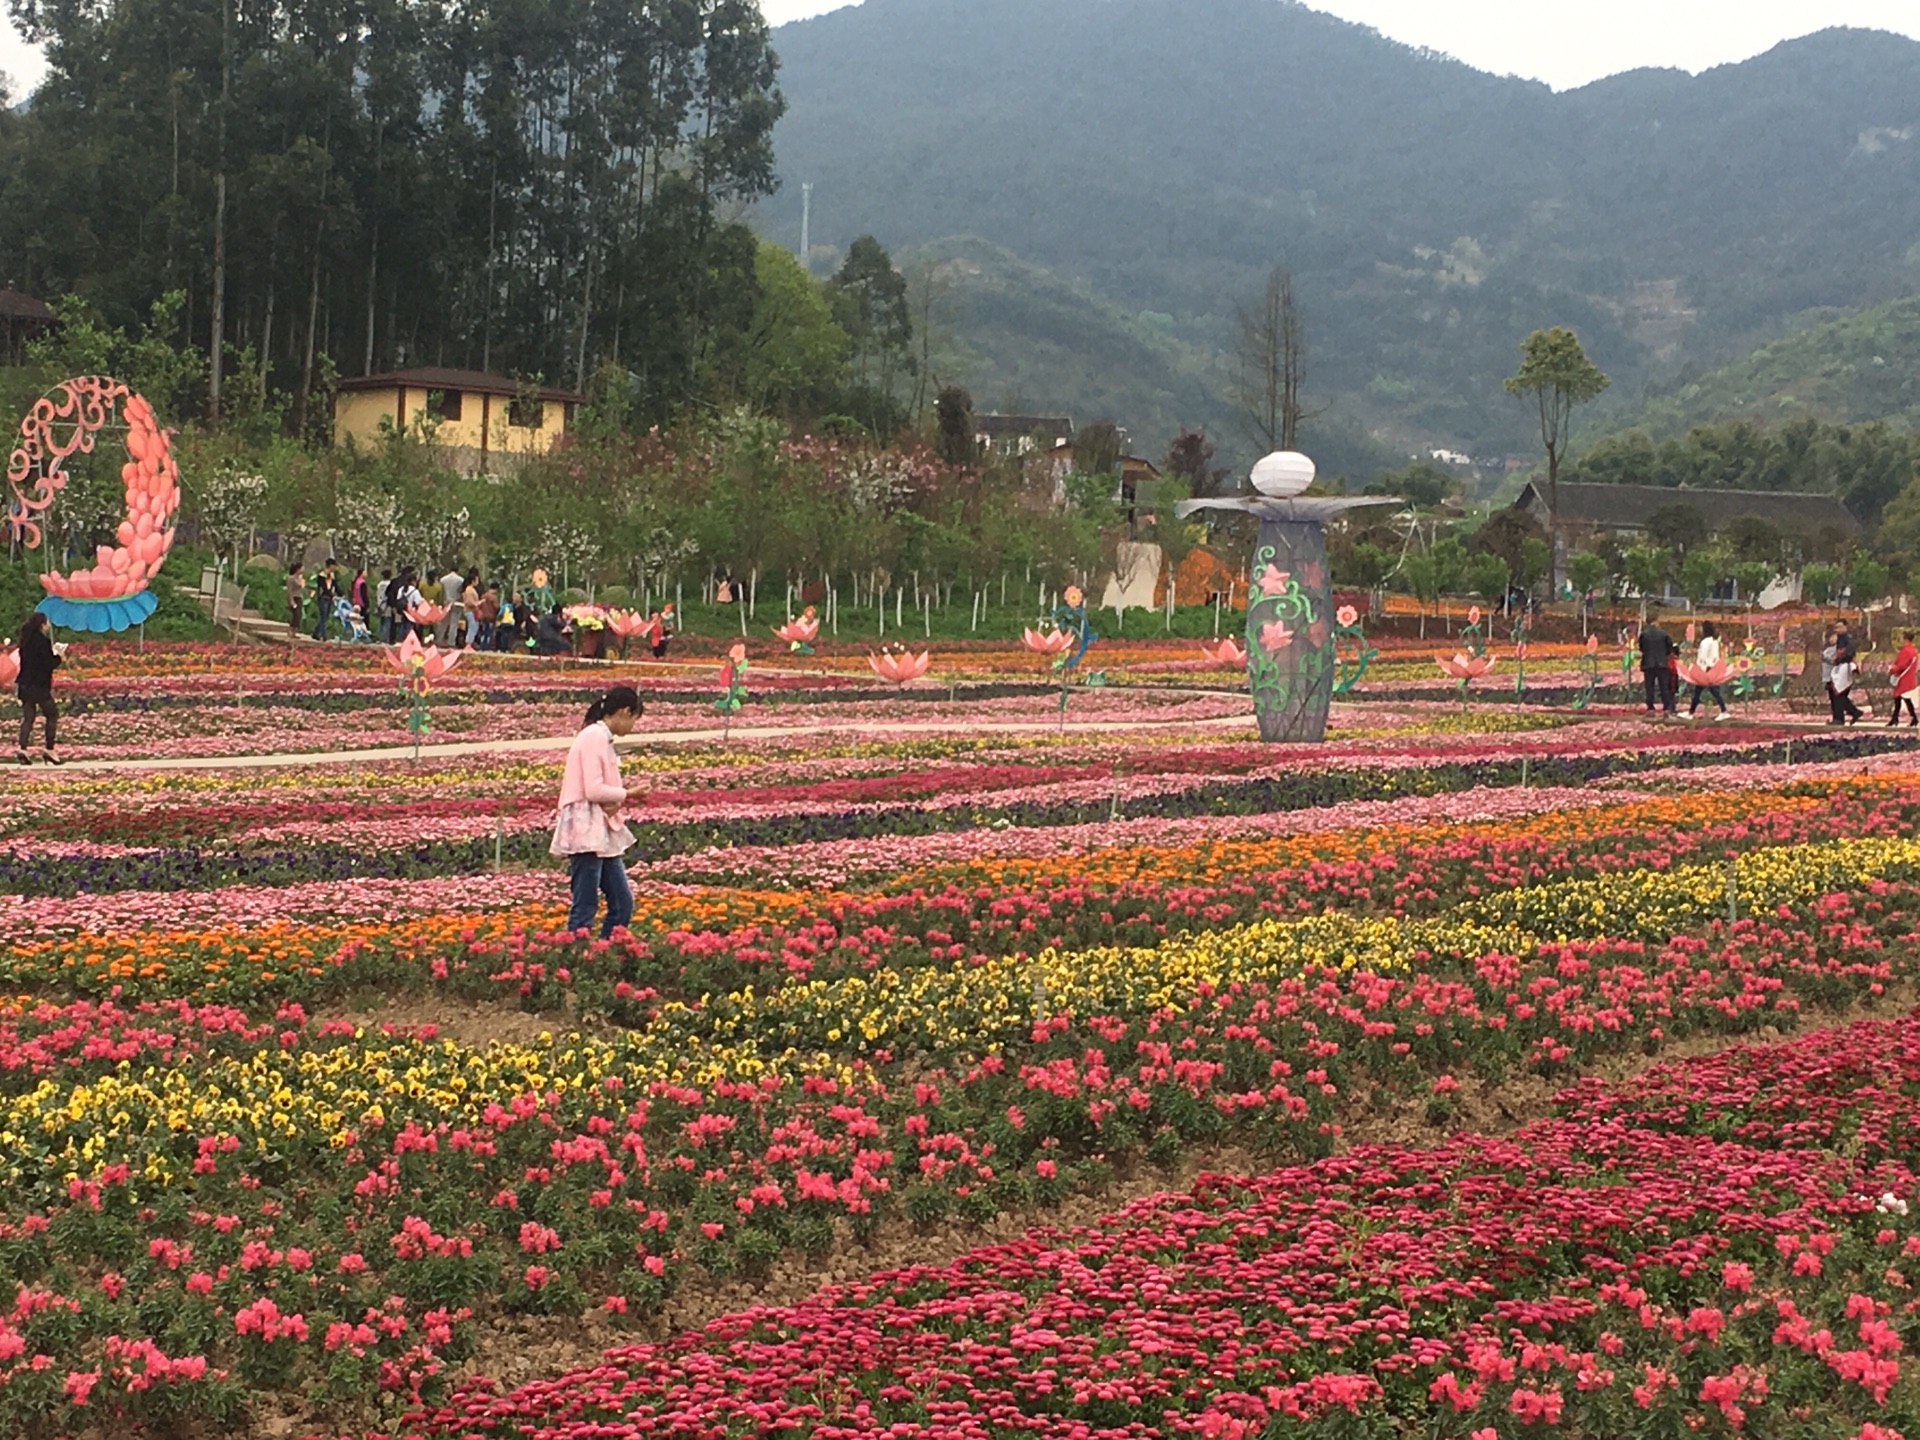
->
[1682, 621, 1731, 721]
[351, 566, 372, 634]
[14, 612, 65, 765]
[1831, 621, 1865, 725]
[285, 562, 305, 640]
[1890, 630, 1919, 728]
[552, 685, 651, 938]
[438, 565, 465, 648]
[1637, 616, 1677, 716]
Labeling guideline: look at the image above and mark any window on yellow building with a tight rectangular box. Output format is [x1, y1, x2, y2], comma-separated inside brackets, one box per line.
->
[430, 389, 463, 421]
[508, 397, 544, 429]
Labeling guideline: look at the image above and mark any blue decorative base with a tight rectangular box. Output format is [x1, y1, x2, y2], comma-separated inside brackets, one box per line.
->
[36, 590, 158, 633]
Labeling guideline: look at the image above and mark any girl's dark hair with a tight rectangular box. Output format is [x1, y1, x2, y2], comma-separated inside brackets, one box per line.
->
[22, 612, 48, 636]
[585, 685, 642, 726]
[1700, 621, 1716, 638]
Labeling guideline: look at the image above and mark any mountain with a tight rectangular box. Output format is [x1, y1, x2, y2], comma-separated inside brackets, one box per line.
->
[903, 236, 1396, 478]
[760, 0, 1920, 468]
[1593, 294, 1920, 440]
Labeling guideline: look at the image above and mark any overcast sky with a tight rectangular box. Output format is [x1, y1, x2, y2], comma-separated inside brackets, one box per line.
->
[758, 0, 1920, 91]
[4, 0, 1917, 95]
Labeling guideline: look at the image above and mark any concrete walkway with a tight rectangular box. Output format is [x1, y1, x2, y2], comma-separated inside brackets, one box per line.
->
[57, 712, 1262, 773]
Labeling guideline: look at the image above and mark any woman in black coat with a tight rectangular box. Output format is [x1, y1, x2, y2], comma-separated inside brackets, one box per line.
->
[15, 612, 64, 765]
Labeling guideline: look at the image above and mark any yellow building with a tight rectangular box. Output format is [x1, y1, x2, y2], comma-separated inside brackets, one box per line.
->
[334, 367, 584, 470]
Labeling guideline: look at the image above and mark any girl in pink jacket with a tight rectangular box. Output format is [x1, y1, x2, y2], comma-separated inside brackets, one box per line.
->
[552, 685, 649, 936]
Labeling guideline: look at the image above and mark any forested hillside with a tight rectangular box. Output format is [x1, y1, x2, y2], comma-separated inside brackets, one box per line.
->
[767, 0, 1920, 460]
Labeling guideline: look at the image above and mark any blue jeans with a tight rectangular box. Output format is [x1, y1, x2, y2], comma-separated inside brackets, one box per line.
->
[567, 854, 633, 938]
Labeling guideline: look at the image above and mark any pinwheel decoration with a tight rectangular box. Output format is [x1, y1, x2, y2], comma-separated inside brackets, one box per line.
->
[8, 377, 180, 632]
[0, 648, 17, 687]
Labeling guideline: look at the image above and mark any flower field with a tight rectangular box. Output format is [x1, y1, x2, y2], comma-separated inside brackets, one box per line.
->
[7, 640, 1920, 1438]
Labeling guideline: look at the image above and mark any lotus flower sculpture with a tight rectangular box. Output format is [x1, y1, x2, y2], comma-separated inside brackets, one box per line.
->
[775, 607, 820, 654]
[405, 600, 448, 627]
[869, 646, 931, 685]
[1436, 651, 1497, 683]
[605, 609, 650, 639]
[1200, 637, 1247, 667]
[1677, 657, 1735, 689]
[1023, 627, 1073, 657]
[384, 630, 461, 681]
[0, 649, 17, 687]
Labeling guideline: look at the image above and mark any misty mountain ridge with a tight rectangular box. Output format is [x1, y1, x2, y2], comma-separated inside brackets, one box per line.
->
[760, 0, 1920, 473]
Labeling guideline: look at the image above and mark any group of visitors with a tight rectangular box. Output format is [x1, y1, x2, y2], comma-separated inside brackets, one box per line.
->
[1823, 622, 1920, 728]
[1634, 616, 1732, 721]
[281, 557, 674, 660]
[1637, 613, 1920, 727]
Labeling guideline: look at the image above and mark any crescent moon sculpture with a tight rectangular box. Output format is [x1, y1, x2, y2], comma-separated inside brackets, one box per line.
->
[5, 376, 180, 632]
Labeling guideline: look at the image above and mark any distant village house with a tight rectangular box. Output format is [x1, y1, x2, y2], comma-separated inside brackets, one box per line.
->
[974, 413, 1075, 457]
[334, 367, 584, 473]
[1513, 480, 1859, 560]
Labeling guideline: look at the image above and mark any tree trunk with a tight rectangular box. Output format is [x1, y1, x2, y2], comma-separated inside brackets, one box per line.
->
[208, 0, 232, 421]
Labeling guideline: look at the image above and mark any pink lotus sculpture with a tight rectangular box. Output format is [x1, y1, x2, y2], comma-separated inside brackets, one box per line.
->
[405, 600, 448, 626]
[1677, 657, 1734, 689]
[36, 390, 179, 602]
[1436, 651, 1497, 682]
[1023, 627, 1073, 657]
[605, 609, 650, 640]
[869, 648, 931, 685]
[774, 608, 820, 650]
[384, 630, 461, 680]
[0, 649, 16, 686]
[1200, 637, 1247, 667]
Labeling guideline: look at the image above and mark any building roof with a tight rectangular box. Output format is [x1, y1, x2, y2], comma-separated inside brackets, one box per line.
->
[1044, 441, 1160, 478]
[337, 367, 585, 404]
[975, 413, 1074, 441]
[1515, 480, 1859, 535]
[0, 288, 54, 322]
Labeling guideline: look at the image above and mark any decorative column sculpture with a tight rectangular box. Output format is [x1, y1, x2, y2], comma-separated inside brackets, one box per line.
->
[1178, 452, 1401, 743]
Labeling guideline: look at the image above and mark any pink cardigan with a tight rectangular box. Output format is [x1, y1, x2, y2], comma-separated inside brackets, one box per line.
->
[551, 722, 632, 857]
[558, 721, 626, 808]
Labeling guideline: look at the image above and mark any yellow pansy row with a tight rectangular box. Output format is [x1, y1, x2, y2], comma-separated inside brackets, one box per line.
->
[12, 832, 1916, 1190]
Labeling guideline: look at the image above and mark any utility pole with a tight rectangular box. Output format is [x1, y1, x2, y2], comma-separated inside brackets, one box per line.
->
[799, 183, 813, 271]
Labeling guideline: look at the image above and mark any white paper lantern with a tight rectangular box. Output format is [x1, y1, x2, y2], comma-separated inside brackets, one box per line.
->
[1249, 451, 1316, 498]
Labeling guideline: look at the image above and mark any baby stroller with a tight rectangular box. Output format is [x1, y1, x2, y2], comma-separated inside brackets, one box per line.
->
[333, 597, 375, 644]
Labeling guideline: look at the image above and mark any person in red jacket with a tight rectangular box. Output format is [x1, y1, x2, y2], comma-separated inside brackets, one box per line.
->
[1890, 631, 1918, 728]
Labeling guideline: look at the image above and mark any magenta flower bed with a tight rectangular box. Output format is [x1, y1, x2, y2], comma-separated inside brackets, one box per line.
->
[406, 1011, 1920, 1439]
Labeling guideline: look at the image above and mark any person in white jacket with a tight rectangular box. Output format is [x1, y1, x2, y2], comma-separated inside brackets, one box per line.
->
[1683, 621, 1731, 721]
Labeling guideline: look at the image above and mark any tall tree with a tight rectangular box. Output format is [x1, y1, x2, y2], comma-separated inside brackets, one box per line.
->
[827, 235, 913, 435]
[1505, 326, 1610, 591]
[1231, 266, 1311, 454]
